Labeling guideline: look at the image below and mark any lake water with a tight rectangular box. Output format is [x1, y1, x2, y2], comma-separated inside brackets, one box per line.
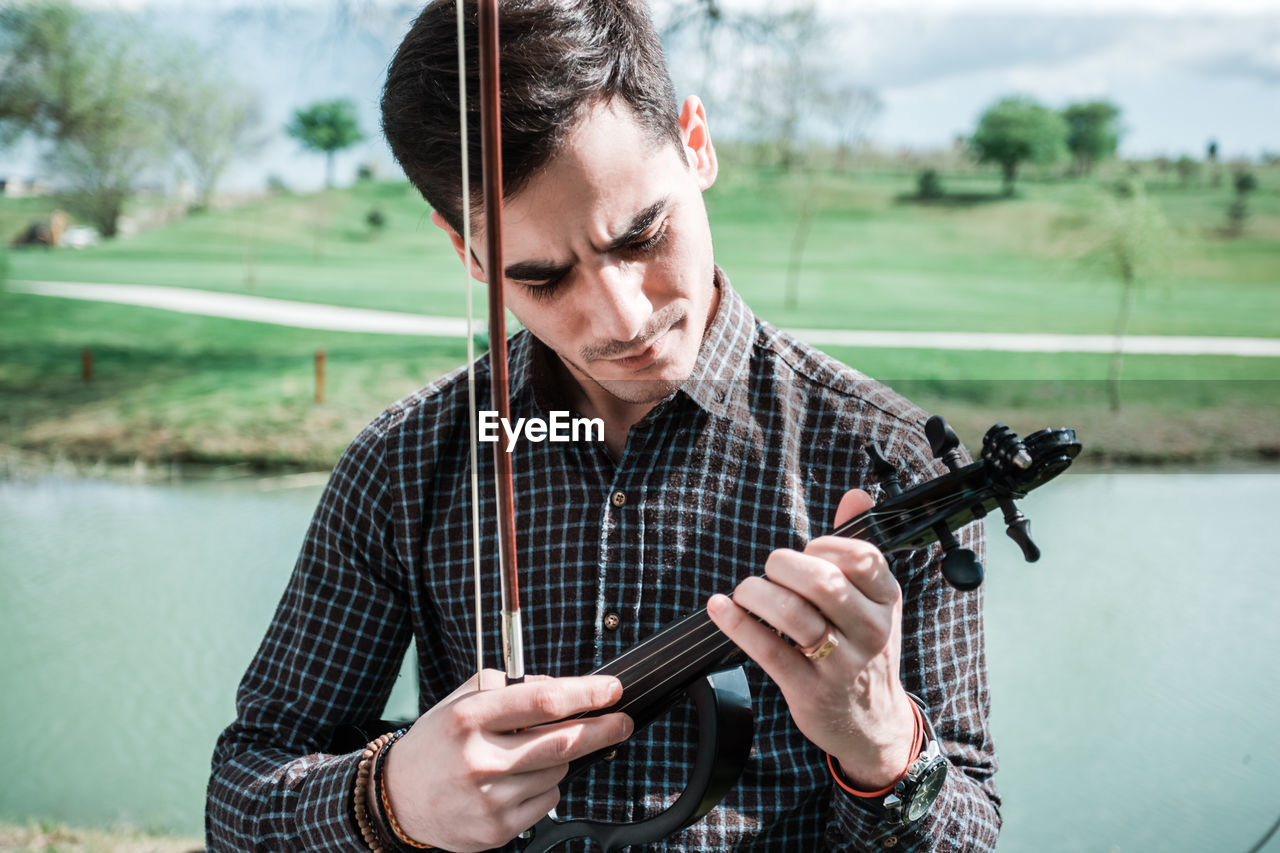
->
[1, 469, 1277, 851]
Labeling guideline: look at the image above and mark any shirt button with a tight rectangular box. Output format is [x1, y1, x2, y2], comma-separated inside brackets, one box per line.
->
[603, 612, 622, 631]
[610, 490, 626, 507]
[602, 748, 618, 761]
[882, 836, 899, 848]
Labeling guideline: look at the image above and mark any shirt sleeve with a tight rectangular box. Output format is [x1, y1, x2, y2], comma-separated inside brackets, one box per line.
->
[826, 443, 1001, 852]
[205, 426, 414, 852]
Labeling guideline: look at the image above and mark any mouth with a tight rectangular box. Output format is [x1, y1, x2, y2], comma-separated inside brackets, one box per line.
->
[607, 335, 666, 370]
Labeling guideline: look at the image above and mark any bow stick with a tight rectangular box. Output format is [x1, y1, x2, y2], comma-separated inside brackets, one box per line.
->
[464, 0, 525, 688]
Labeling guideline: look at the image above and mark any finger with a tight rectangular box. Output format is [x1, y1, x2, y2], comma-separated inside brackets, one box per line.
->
[757, 549, 877, 645]
[833, 487, 874, 528]
[509, 785, 563, 842]
[498, 712, 634, 773]
[453, 667, 522, 696]
[804, 535, 899, 607]
[483, 763, 566, 804]
[449, 667, 508, 694]
[706, 593, 811, 693]
[768, 543, 896, 651]
[478, 675, 624, 732]
[731, 571, 830, 649]
[468, 772, 563, 851]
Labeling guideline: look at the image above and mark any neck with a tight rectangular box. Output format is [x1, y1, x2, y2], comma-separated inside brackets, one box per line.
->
[564, 371, 658, 461]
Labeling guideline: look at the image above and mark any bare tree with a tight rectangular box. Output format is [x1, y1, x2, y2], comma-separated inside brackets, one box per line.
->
[155, 43, 265, 211]
[819, 81, 883, 172]
[1063, 182, 1175, 411]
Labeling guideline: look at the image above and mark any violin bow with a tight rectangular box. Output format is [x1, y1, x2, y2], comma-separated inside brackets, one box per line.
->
[460, 0, 526, 689]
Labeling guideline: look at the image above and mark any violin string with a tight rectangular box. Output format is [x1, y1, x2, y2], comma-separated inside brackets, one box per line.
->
[457, 0, 484, 692]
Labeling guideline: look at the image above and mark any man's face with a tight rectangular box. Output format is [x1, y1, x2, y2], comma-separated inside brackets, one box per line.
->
[459, 97, 719, 410]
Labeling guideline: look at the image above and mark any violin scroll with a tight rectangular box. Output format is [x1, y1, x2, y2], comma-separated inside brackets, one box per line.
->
[868, 416, 1082, 590]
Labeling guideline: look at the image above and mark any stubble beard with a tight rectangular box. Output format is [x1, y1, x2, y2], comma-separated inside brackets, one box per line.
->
[563, 304, 694, 406]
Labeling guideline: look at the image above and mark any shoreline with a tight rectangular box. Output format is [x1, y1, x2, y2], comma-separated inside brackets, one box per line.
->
[3, 439, 1278, 487]
[0, 822, 202, 853]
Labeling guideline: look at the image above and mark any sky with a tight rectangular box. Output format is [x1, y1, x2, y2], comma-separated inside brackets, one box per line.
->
[814, 8, 1278, 158]
[1, 0, 1276, 192]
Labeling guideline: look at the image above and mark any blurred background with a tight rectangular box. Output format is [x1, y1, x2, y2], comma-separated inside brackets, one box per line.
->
[1, 0, 1277, 850]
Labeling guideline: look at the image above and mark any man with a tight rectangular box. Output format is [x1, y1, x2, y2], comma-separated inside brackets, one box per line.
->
[206, 1, 999, 850]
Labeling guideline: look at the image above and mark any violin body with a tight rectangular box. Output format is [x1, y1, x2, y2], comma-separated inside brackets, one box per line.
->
[527, 667, 753, 853]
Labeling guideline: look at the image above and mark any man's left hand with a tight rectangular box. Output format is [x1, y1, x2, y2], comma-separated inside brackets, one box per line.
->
[706, 487, 917, 791]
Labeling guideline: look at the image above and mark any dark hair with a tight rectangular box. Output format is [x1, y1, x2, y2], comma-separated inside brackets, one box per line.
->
[381, 0, 682, 234]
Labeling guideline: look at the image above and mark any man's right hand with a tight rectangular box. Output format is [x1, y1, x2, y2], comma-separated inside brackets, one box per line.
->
[377, 670, 633, 851]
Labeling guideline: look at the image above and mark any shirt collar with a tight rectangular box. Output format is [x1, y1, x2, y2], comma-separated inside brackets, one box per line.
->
[510, 265, 756, 418]
[679, 266, 754, 418]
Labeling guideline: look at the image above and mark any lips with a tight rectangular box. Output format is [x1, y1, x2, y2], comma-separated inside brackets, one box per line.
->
[608, 334, 666, 370]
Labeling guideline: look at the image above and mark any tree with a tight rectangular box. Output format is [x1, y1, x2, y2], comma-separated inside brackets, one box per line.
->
[1064, 181, 1174, 411]
[1062, 100, 1122, 176]
[1175, 155, 1200, 187]
[659, 0, 780, 126]
[742, 5, 823, 170]
[1226, 169, 1259, 237]
[0, 2, 170, 237]
[819, 81, 882, 172]
[155, 44, 264, 211]
[286, 99, 364, 189]
[970, 96, 1068, 196]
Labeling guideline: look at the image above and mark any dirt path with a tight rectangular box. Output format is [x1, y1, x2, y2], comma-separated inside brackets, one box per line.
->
[12, 279, 1280, 357]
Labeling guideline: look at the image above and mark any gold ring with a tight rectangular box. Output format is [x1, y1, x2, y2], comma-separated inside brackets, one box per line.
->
[799, 627, 839, 662]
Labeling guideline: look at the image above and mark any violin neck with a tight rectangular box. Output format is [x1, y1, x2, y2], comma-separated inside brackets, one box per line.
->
[589, 608, 745, 730]
[586, 507, 894, 728]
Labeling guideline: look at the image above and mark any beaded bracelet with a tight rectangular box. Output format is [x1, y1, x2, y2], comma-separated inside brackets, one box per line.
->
[353, 730, 400, 853]
[372, 729, 436, 850]
[826, 699, 926, 798]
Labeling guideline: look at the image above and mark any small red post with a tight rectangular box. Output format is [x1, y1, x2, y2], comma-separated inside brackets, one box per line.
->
[82, 347, 93, 383]
[314, 349, 326, 404]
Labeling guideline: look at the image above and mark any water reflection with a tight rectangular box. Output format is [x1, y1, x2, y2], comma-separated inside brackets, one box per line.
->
[0, 470, 1276, 851]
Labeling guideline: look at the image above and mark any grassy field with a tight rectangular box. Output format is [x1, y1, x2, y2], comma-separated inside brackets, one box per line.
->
[2, 162, 1277, 472]
[0, 821, 201, 853]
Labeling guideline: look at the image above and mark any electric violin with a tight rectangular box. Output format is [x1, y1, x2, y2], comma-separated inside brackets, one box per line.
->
[520, 416, 1081, 852]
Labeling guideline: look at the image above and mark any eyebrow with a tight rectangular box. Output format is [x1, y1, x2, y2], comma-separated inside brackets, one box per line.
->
[501, 196, 670, 283]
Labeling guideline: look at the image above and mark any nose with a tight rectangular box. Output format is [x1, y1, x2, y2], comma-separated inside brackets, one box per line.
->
[587, 261, 652, 344]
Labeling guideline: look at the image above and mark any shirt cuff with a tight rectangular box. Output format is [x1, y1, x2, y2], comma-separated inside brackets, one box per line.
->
[296, 751, 369, 851]
[827, 760, 1000, 852]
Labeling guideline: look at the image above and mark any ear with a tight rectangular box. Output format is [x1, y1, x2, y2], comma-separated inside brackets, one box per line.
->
[679, 95, 718, 191]
[430, 210, 487, 282]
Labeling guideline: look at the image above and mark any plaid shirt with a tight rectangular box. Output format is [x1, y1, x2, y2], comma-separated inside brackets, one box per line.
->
[207, 274, 999, 851]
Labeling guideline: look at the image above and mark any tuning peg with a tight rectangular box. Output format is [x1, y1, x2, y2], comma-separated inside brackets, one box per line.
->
[866, 442, 902, 496]
[982, 423, 1032, 473]
[925, 415, 965, 472]
[998, 497, 1040, 562]
[932, 523, 984, 591]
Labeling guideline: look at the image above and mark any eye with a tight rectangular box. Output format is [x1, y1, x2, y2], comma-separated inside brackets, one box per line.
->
[624, 220, 669, 255]
[521, 274, 567, 302]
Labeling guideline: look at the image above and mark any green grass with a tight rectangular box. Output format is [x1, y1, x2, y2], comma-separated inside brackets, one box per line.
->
[2, 167, 1277, 470]
[0, 291, 470, 469]
[705, 166, 1280, 337]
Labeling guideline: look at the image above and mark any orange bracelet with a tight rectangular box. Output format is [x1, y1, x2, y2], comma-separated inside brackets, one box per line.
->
[827, 699, 926, 798]
[378, 764, 435, 849]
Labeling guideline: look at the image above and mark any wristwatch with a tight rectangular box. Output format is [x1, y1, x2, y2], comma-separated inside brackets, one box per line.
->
[882, 694, 948, 825]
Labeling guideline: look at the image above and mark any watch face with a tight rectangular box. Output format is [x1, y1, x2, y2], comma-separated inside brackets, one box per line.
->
[906, 761, 948, 821]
